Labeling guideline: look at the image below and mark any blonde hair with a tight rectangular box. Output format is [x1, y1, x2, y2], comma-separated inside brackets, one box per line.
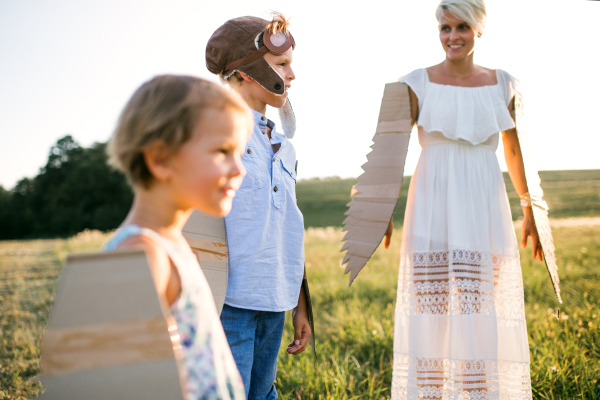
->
[264, 11, 291, 36]
[108, 75, 252, 188]
[435, 0, 487, 35]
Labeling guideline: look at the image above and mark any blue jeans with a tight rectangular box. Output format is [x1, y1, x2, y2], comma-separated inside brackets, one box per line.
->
[220, 304, 285, 400]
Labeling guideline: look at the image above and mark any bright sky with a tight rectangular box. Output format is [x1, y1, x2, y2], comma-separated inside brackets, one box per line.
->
[1, 0, 599, 189]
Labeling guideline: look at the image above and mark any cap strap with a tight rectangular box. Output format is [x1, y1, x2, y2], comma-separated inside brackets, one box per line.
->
[222, 46, 269, 75]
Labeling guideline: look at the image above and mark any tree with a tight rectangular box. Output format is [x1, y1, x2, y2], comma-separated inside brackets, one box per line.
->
[0, 135, 133, 239]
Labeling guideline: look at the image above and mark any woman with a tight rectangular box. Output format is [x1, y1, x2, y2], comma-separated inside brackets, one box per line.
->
[388, 0, 538, 398]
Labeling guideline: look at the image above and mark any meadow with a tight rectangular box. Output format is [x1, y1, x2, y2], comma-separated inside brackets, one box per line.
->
[1, 170, 599, 399]
[298, 170, 600, 228]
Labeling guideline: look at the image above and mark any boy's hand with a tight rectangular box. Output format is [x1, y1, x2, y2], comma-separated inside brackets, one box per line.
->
[287, 283, 311, 355]
[287, 308, 311, 355]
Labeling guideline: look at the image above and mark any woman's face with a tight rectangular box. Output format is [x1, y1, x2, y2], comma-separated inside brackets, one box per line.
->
[438, 10, 479, 61]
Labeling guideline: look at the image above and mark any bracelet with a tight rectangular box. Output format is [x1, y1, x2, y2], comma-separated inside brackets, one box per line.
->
[519, 192, 530, 208]
[519, 192, 549, 213]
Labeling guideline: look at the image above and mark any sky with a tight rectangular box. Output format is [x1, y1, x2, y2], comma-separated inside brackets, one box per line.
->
[1, 0, 599, 189]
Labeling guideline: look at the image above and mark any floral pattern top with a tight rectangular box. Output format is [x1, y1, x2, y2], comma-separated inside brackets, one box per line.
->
[105, 225, 245, 400]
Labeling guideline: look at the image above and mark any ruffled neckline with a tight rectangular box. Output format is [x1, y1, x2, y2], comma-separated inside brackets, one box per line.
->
[416, 69, 515, 145]
[425, 69, 501, 89]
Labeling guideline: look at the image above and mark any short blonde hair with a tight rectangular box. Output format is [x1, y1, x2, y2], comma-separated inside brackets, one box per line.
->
[108, 75, 252, 188]
[435, 0, 487, 36]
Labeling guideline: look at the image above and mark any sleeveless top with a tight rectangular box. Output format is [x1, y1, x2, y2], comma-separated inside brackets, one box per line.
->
[400, 68, 519, 147]
[104, 225, 245, 400]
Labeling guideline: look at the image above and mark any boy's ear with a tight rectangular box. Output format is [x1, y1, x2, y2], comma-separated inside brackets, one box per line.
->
[143, 140, 173, 182]
[238, 71, 255, 83]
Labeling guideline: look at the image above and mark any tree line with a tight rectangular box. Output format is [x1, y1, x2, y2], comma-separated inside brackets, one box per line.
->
[0, 135, 133, 240]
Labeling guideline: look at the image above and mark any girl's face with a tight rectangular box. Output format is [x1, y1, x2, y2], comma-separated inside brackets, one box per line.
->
[168, 108, 249, 216]
[438, 10, 479, 61]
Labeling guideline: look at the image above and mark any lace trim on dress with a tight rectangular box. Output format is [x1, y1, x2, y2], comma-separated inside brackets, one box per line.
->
[396, 250, 526, 320]
[392, 355, 532, 400]
[393, 249, 531, 399]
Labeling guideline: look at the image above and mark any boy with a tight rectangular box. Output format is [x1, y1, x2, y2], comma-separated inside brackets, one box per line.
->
[205, 13, 312, 400]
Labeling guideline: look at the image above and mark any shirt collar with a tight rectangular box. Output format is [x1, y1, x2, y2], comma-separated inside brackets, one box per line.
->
[251, 109, 285, 146]
[251, 109, 268, 128]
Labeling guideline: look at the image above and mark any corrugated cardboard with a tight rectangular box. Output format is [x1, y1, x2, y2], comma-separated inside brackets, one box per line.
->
[341, 82, 412, 285]
[514, 92, 562, 303]
[37, 250, 184, 399]
[182, 211, 228, 314]
[341, 83, 562, 302]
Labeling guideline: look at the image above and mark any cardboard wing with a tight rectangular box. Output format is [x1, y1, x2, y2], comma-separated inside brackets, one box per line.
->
[37, 250, 184, 400]
[341, 82, 412, 285]
[514, 92, 562, 303]
[182, 211, 228, 314]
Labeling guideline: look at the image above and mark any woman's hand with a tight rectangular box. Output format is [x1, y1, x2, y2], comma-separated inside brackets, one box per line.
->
[384, 217, 394, 249]
[521, 207, 543, 261]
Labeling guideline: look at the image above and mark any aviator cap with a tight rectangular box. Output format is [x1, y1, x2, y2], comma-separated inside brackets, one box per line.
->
[206, 16, 295, 96]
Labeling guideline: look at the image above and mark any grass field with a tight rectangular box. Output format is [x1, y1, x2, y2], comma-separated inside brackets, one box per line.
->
[1, 223, 598, 399]
[297, 170, 600, 228]
[1, 170, 599, 399]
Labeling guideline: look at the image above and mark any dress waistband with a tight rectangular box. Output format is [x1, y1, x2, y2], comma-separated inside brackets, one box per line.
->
[421, 141, 497, 151]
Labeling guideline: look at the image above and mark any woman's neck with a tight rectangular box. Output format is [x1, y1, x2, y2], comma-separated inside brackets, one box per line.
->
[122, 186, 192, 244]
[442, 54, 477, 79]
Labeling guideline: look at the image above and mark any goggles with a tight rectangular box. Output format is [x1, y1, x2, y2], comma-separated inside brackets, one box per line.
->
[223, 30, 295, 76]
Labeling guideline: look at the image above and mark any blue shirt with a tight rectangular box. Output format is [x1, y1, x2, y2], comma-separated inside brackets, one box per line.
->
[224, 109, 305, 312]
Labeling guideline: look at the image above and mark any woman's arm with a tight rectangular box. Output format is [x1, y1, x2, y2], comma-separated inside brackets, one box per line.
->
[383, 86, 419, 248]
[502, 99, 543, 261]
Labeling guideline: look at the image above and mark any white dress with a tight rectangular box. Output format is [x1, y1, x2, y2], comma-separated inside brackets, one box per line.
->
[392, 69, 532, 400]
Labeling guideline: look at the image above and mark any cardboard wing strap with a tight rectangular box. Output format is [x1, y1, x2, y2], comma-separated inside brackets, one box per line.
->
[514, 92, 562, 303]
[38, 250, 184, 400]
[185, 203, 318, 359]
[341, 82, 412, 285]
[182, 211, 229, 314]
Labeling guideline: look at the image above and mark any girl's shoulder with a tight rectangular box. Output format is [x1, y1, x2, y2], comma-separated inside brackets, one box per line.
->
[104, 225, 181, 305]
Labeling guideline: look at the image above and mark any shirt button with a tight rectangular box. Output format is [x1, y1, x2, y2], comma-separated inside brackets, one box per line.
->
[261, 116, 266, 121]
[273, 186, 278, 192]
[261, 130, 265, 134]
[272, 157, 276, 162]
[247, 149, 252, 154]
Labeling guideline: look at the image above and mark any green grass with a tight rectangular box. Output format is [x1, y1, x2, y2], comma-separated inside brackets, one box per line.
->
[297, 170, 600, 228]
[1, 224, 598, 399]
[0, 231, 109, 399]
[1, 169, 599, 399]
[274, 224, 600, 399]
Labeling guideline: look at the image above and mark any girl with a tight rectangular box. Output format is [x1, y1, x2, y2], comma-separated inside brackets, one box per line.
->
[387, 0, 536, 398]
[104, 75, 252, 400]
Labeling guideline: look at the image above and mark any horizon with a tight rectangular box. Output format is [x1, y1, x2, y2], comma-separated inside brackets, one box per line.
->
[1, 0, 599, 190]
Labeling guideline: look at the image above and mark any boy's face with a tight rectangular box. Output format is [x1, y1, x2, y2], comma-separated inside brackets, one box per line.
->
[167, 108, 250, 216]
[248, 48, 295, 108]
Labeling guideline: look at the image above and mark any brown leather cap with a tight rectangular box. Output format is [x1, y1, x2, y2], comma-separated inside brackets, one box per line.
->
[206, 16, 293, 96]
